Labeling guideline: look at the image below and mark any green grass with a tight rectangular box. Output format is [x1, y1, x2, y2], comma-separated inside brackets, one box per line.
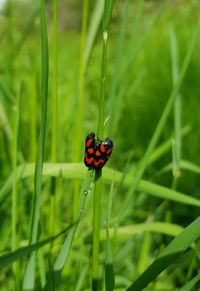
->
[1, 1, 200, 290]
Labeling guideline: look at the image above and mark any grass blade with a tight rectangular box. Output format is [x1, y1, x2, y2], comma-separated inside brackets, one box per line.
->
[43, 170, 94, 290]
[177, 272, 200, 291]
[92, 1, 115, 289]
[12, 83, 20, 289]
[99, 222, 183, 242]
[180, 160, 200, 175]
[119, 15, 200, 221]
[85, 0, 104, 66]
[169, 25, 182, 188]
[72, 0, 88, 219]
[126, 216, 200, 291]
[105, 178, 115, 291]
[22, 0, 49, 288]
[148, 126, 190, 166]
[1, 163, 200, 208]
[0, 224, 74, 269]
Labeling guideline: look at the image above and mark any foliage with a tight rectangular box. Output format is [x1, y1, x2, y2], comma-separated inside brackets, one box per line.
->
[0, 0, 200, 290]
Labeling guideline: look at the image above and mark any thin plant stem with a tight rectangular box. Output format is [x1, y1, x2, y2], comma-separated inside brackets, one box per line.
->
[52, 0, 58, 163]
[72, 0, 88, 220]
[12, 86, 20, 291]
[169, 26, 181, 190]
[50, 0, 58, 240]
[92, 29, 108, 291]
[22, 0, 49, 288]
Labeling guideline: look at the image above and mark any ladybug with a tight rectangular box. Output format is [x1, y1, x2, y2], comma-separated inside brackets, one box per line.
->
[84, 132, 113, 170]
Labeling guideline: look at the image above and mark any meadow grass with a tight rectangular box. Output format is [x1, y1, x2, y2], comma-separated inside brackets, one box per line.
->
[1, 1, 200, 291]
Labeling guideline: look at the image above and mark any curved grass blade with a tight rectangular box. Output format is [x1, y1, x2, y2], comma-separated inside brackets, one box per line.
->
[126, 216, 200, 291]
[180, 160, 200, 175]
[1, 164, 200, 208]
[43, 169, 94, 290]
[176, 272, 200, 291]
[100, 222, 183, 242]
[0, 224, 74, 269]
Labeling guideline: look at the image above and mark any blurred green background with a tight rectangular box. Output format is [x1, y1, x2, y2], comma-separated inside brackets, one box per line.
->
[1, 0, 200, 290]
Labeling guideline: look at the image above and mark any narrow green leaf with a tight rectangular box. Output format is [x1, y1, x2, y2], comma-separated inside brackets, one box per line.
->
[119, 15, 200, 220]
[12, 82, 20, 289]
[177, 272, 200, 291]
[2, 164, 200, 208]
[0, 76, 15, 104]
[102, 0, 115, 30]
[23, 0, 49, 288]
[0, 101, 13, 139]
[43, 170, 94, 290]
[126, 216, 200, 291]
[180, 160, 200, 175]
[105, 178, 115, 291]
[105, 264, 115, 291]
[85, 0, 104, 65]
[0, 225, 74, 269]
[100, 222, 183, 241]
[148, 125, 190, 166]
[169, 25, 182, 174]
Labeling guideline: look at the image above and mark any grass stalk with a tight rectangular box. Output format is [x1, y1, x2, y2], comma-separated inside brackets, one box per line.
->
[92, 0, 115, 285]
[92, 27, 108, 291]
[22, 0, 49, 288]
[72, 0, 88, 220]
[92, 171, 103, 291]
[30, 73, 37, 162]
[105, 178, 115, 291]
[49, 0, 58, 241]
[169, 26, 181, 189]
[12, 85, 20, 290]
[51, 0, 58, 163]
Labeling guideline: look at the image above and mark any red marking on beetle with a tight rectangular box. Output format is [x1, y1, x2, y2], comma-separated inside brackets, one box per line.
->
[95, 150, 101, 156]
[106, 148, 112, 154]
[94, 160, 100, 167]
[100, 144, 106, 152]
[86, 139, 92, 147]
[86, 156, 93, 164]
[88, 148, 94, 154]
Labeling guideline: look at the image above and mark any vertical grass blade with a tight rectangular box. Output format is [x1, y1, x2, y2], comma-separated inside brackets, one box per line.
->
[49, 0, 58, 242]
[169, 26, 181, 185]
[92, 171, 103, 291]
[72, 0, 88, 219]
[92, 2, 115, 290]
[51, 0, 58, 164]
[22, 0, 49, 288]
[85, 0, 104, 66]
[107, 0, 142, 123]
[105, 178, 115, 291]
[12, 84, 20, 290]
